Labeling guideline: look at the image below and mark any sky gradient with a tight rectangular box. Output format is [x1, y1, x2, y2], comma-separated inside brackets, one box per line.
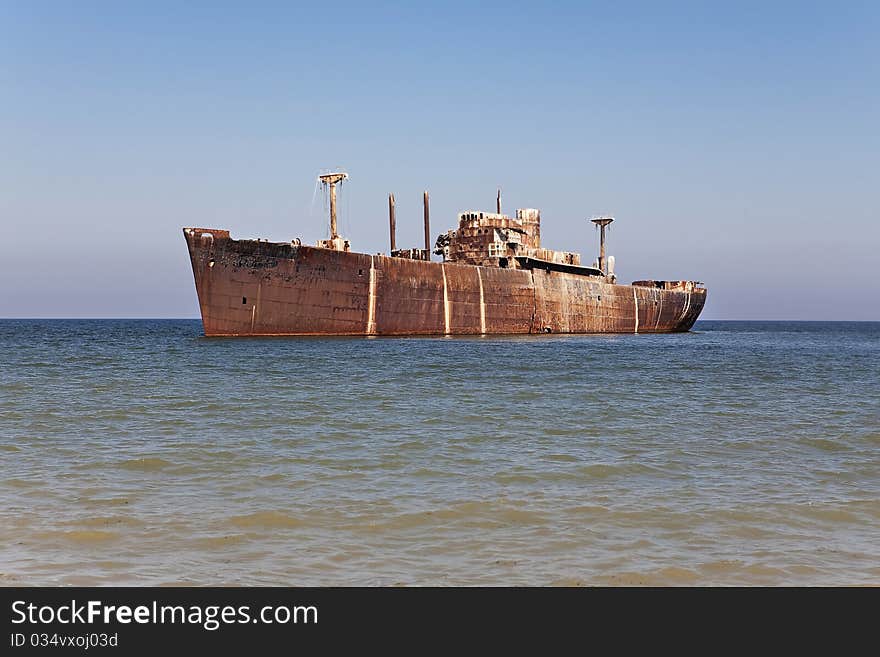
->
[2, 1, 878, 319]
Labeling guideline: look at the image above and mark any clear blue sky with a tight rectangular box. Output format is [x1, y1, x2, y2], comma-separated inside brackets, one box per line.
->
[2, 1, 877, 319]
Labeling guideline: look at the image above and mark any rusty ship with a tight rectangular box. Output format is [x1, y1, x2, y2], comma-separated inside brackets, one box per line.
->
[184, 172, 706, 336]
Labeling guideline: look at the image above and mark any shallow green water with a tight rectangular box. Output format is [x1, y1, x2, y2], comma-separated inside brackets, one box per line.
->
[1, 320, 878, 585]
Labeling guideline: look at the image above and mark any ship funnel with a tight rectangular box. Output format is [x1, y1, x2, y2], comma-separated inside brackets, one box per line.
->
[607, 255, 615, 276]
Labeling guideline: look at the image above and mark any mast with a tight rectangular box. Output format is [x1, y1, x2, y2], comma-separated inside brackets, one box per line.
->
[590, 216, 614, 273]
[389, 193, 396, 252]
[318, 172, 348, 239]
[423, 190, 431, 254]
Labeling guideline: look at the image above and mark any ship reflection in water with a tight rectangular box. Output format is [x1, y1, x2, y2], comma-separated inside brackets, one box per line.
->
[184, 172, 705, 336]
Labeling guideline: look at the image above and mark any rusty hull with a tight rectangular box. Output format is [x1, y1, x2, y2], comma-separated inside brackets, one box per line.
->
[184, 228, 705, 336]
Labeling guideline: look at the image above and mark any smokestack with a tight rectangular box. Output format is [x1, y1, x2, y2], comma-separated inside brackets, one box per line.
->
[423, 190, 430, 255]
[497, 188, 501, 214]
[389, 193, 396, 253]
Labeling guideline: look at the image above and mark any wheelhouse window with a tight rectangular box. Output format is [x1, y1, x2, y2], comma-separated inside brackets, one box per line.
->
[488, 243, 505, 257]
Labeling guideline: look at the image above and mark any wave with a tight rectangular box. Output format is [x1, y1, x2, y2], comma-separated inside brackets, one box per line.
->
[56, 530, 119, 544]
[117, 457, 174, 471]
[225, 510, 304, 529]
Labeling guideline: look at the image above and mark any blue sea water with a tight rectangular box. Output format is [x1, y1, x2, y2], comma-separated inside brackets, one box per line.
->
[0, 320, 878, 585]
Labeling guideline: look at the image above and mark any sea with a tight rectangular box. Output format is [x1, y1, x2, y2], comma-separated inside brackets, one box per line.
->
[0, 320, 878, 586]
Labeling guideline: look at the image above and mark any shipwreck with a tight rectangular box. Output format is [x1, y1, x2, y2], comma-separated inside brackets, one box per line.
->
[184, 172, 705, 336]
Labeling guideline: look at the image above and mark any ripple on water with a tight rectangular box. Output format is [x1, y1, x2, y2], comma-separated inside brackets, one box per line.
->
[117, 457, 175, 471]
[576, 462, 660, 479]
[61, 515, 145, 530]
[82, 496, 135, 507]
[596, 566, 703, 586]
[799, 437, 851, 452]
[4, 478, 37, 489]
[191, 534, 250, 549]
[225, 511, 305, 530]
[45, 530, 121, 544]
[493, 471, 541, 485]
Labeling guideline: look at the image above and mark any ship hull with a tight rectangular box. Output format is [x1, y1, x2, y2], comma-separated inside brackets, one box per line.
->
[184, 229, 705, 336]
